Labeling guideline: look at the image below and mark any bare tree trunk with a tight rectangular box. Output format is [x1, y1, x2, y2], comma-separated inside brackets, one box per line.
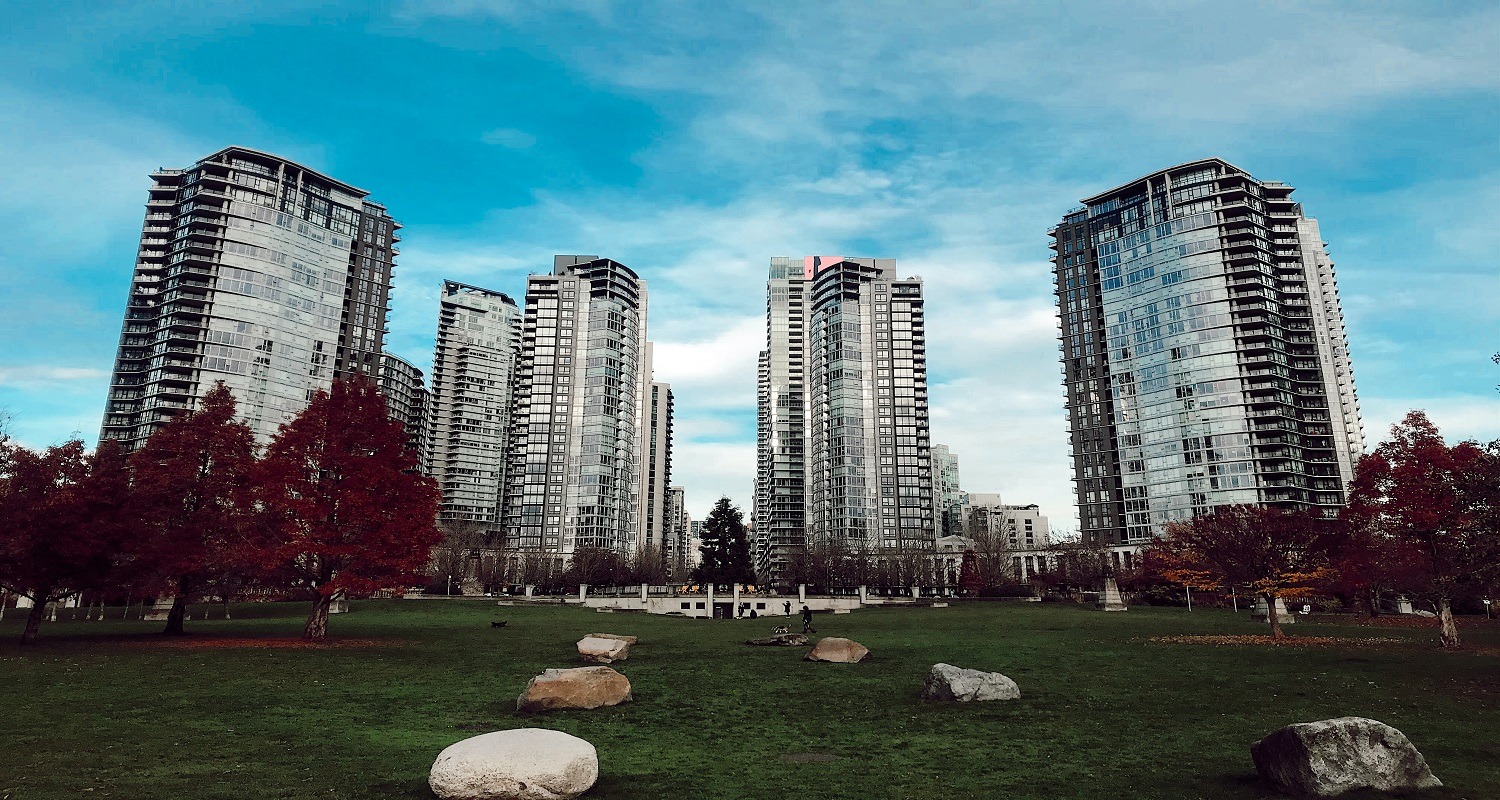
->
[163, 593, 188, 636]
[304, 593, 333, 641]
[1438, 596, 1460, 649]
[21, 593, 50, 645]
[1265, 593, 1285, 641]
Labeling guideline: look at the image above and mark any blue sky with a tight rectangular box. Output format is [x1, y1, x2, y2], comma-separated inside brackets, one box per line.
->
[1, 1, 1496, 531]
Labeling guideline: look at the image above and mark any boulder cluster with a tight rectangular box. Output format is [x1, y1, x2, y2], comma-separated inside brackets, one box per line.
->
[430, 621, 1444, 800]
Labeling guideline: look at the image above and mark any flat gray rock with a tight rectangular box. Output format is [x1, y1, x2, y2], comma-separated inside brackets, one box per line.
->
[429, 728, 597, 800]
[577, 636, 630, 664]
[921, 663, 1020, 702]
[1251, 716, 1442, 797]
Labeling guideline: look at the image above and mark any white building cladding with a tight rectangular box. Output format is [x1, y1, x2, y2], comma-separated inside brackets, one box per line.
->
[1051, 158, 1363, 546]
[805, 257, 935, 550]
[754, 257, 811, 581]
[425, 281, 521, 529]
[964, 493, 1052, 550]
[102, 146, 397, 450]
[503, 256, 648, 558]
[638, 372, 675, 556]
[378, 352, 429, 468]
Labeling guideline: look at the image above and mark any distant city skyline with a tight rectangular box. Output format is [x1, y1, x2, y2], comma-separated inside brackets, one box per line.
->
[1, 3, 1497, 533]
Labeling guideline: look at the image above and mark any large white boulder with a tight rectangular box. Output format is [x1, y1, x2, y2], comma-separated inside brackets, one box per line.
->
[921, 663, 1020, 702]
[1251, 717, 1442, 797]
[577, 636, 630, 664]
[804, 637, 870, 663]
[429, 728, 598, 800]
[517, 666, 633, 712]
[585, 632, 638, 645]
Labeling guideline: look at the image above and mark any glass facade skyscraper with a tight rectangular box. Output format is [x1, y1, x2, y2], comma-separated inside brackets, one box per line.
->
[503, 256, 648, 558]
[638, 376, 675, 556]
[756, 256, 935, 580]
[806, 257, 934, 549]
[754, 257, 810, 580]
[425, 281, 522, 530]
[378, 351, 429, 469]
[1052, 159, 1363, 546]
[932, 444, 966, 537]
[101, 146, 397, 451]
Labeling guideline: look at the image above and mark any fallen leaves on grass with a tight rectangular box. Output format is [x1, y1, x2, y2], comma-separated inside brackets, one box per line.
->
[1148, 635, 1406, 648]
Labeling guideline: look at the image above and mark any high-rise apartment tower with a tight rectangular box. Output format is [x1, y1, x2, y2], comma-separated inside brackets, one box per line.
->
[503, 256, 648, 558]
[425, 281, 522, 530]
[1051, 158, 1363, 546]
[754, 257, 811, 580]
[756, 257, 935, 580]
[638, 371, 675, 558]
[932, 444, 967, 537]
[378, 352, 429, 468]
[102, 146, 397, 449]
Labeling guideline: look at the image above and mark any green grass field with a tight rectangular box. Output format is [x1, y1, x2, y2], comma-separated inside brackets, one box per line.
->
[1, 600, 1497, 799]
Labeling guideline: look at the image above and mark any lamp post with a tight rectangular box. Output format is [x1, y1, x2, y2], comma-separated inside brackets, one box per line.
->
[1485, 598, 1493, 620]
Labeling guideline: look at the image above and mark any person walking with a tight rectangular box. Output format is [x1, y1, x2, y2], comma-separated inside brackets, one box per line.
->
[801, 604, 815, 634]
[783, 600, 792, 616]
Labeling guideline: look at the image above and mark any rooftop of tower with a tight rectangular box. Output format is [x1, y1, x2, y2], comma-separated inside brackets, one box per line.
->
[1079, 156, 1256, 205]
[192, 145, 372, 199]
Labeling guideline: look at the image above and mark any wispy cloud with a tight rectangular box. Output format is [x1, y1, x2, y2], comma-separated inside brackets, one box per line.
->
[0, 366, 111, 387]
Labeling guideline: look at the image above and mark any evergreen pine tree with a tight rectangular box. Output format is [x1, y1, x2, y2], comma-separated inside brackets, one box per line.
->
[694, 496, 756, 585]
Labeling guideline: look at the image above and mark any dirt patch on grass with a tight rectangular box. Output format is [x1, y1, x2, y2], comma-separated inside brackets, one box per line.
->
[129, 637, 401, 649]
[1149, 634, 1407, 648]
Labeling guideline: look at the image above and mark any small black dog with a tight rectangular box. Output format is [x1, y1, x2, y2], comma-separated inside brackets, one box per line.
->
[491, 621, 508, 628]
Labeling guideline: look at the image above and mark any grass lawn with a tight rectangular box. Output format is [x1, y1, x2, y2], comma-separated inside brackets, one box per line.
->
[1, 599, 1497, 799]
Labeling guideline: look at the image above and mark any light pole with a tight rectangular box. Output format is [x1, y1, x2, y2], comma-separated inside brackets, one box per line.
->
[1485, 598, 1493, 620]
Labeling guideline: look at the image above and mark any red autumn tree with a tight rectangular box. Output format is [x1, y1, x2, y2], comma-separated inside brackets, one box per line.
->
[0, 439, 133, 644]
[253, 374, 441, 641]
[1348, 411, 1499, 648]
[127, 382, 258, 634]
[957, 548, 982, 596]
[1157, 505, 1334, 640]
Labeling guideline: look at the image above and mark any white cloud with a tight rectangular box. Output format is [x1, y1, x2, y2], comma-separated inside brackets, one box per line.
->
[669, 441, 757, 519]
[0, 366, 111, 388]
[1361, 396, 1500, 448]
[650, 316, 761, 410]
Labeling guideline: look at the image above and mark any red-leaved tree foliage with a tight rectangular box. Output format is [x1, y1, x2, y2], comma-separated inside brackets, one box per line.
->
[0, 439, 133, 644]
[1153, 505, 1334, 640]
[127, 382, 258, 635]
[253, 374, 441, 641]
[1347, 411, 1500, 648]
[957, 549, 982, 596]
